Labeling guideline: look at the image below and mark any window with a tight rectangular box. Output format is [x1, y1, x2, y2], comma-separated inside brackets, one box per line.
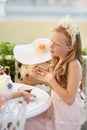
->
[1, 0, 87, 20]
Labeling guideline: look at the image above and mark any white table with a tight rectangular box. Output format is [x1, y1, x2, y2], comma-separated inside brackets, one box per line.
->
[12, 83, 51, 119]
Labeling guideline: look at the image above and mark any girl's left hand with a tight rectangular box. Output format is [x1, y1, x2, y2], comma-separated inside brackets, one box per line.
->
[32, 65, 54, 84]
[20, 91, 30, 104]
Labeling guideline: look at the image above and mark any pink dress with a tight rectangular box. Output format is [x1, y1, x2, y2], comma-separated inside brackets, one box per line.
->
[24, 88, 85, 130]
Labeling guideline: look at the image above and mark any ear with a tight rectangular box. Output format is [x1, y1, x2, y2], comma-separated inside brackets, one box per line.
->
[68, 45, 74, 52]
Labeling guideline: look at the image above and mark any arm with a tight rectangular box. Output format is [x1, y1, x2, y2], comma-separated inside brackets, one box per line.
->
[49, 60, 82, 105]
[0, 90, 30, 104]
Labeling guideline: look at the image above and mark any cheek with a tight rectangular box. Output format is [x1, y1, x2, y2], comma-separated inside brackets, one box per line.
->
[62, 46, 68, 53]
[55, 47, 62, 53]
[55, 47, 67, 56]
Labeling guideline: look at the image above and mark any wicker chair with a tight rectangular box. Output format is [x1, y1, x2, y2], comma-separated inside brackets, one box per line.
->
[0, 97, 27, 130]
[82, 56, 87, 92]
[14, 60, 51, 92]
[82, 56, 87, 122]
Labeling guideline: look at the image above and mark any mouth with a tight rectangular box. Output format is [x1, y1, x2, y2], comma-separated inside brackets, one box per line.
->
[50, 50, 54, 53]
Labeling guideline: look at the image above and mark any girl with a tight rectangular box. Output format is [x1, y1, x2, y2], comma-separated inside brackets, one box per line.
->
[25, 17, 85, 130]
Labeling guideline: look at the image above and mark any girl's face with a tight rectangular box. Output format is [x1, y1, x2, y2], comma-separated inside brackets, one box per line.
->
[50, 31, 73, 59]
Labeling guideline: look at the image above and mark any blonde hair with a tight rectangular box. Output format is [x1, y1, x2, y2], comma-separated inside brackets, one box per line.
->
[51, 26, 83, 90]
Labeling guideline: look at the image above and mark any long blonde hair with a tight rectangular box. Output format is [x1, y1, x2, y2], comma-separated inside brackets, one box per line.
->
[51, 26, 83, 90]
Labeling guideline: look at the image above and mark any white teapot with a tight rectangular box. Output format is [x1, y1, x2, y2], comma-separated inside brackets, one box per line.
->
[0, 74, 12, 91]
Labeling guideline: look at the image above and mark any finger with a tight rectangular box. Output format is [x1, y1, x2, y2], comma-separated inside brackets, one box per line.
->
[33, 70, 42, 76]
[32, 67, 43, 74]
[37, 65, 47, 71]
[24, 95, 30, 104]
[33, 65, 47, 72]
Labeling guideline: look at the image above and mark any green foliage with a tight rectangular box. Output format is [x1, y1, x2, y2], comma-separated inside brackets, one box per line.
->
[0, 42, 15, 57]
[0, 42, 16, 81]
[82, 48, 87, 55]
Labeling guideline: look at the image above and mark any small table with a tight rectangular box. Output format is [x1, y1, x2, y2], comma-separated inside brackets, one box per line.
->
[12, 83, 51, 118]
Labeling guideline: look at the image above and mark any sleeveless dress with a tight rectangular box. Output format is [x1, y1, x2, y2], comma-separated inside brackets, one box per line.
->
[24, 87, 85, 130]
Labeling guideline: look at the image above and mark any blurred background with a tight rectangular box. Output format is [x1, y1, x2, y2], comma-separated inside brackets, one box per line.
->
[0, 0, 87, 48]
[0, 1, 87, 128]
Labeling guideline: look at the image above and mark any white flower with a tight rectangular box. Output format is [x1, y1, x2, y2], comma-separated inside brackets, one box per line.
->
[5, 55, 13, 60]
[58, 16, 80, 44]
[35, 43, 49, 53]
[33, 38, 50, 53]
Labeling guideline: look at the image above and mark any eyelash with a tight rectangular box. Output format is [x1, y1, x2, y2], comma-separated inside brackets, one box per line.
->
[51, 41, 60, 46]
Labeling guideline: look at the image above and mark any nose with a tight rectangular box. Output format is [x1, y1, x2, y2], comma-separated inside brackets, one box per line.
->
[50, 42, 54, 49]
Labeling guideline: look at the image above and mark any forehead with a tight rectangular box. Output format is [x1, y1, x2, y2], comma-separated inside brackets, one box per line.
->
[51, 31, 67, 44]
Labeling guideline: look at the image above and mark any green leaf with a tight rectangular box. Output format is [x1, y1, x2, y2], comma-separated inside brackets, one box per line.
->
[0, 41, 16, 81]
[82, 48, 87, 55]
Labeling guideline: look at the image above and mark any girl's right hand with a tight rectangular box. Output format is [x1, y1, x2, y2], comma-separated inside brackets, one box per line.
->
[32, 65, 54, 85]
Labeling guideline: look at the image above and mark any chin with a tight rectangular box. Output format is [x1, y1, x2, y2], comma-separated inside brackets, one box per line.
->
[51, 53, 54, 57]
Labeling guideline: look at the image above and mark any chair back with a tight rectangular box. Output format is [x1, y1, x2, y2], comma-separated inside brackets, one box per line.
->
[80, 56, 87, 130]
[82, 56, 87, 89]
[0, 96, 27, 130]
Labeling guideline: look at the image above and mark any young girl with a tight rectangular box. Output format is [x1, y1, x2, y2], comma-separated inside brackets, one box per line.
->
[24, 17, 85, 130]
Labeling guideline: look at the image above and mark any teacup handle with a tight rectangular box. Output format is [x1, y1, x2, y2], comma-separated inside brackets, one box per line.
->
[4, 66, 10, 75]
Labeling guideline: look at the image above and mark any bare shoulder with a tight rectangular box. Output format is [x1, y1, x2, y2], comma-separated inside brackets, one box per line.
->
[69, 59, 81, 69]
[68, 59, 82, 80]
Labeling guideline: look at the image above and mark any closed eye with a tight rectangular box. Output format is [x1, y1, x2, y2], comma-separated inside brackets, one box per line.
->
[54, 42, 60, 46]
[51, 40, 61, 47]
